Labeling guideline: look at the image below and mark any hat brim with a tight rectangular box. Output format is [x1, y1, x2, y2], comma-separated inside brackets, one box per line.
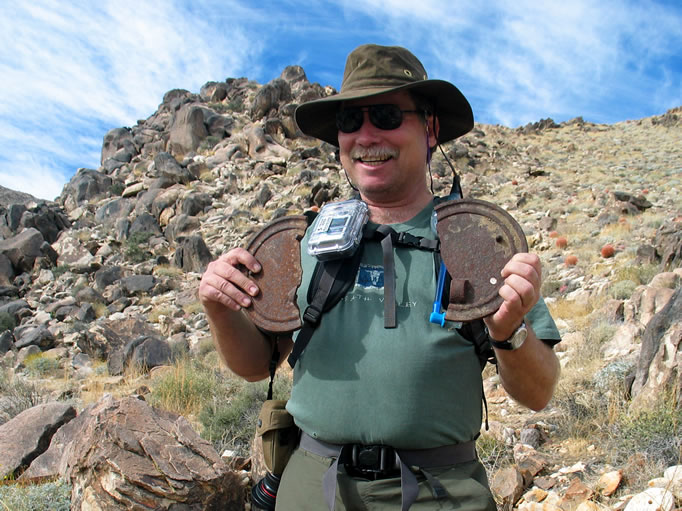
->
[295, 79, 474, 147]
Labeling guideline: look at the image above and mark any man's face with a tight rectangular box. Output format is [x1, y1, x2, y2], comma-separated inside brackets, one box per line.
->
[337, 90, 437, 206]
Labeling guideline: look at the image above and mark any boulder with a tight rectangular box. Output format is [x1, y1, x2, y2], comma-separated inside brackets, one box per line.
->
[0, 402, 76, 478]
[655, 220, 682, 271]
[14, 326, 55, 350]
[0, 330, 13, 353]
[623, 487, 674, 511]
[129, 211, 162, 236]
[174, 235, 213, 273]
[491, 466, 524, 508]
[0, 228, 46, 273]
[101, 127, 137, 165]
[200, 81, 228, 102]
[94, 197, 135, 226]
[180, 191, 212, 217]
[123, 335, 172, 370]
[250, 78, 292, 120]
[16, 202, 71, 243]
[630, 288, 682, 410]
[153, 151, 194, 185]
[0, 252, 14, 286]
[165, 214, 201, 242]
[94, 265, 122, 291]
[168, 104, 209, 156]
[22, 395, 245, 510]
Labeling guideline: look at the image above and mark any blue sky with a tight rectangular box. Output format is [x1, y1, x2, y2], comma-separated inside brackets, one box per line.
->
[1, 0, 681, 201]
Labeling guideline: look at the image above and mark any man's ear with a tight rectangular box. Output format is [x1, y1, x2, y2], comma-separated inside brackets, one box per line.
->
[428, 116, 440, 149]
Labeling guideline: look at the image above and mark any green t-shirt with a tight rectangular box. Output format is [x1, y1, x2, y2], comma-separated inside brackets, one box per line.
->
[287, 201, 560, 449]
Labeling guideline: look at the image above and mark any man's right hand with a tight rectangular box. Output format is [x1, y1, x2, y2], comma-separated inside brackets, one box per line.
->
[198, 247, 262, 312]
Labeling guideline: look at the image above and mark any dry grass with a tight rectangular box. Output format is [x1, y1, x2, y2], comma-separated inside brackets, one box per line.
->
[547, 297, 595, 329]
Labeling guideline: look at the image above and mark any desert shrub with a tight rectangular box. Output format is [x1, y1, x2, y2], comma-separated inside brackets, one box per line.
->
[148, 357, 216, 417]
[196, 336, 216, 358]
[477, 433, 514, 475]
[110, 181, 125, 196]
[609, 279, 638, 300]
[51, 265, 71, 279]
[125, 232, 153, 263]
[0, 479, 71, 510]
[199, 374, 292, 456]
[24, 354, 61, 378]
[0, 312, 16, 333]
[609, 398, 682, 468]
[228, 96, 245, 112]
[614, 263, 660, 286]
[541, 279, 561, 297]
[0, 370, 44, 425]
[199, 136, 221, 152]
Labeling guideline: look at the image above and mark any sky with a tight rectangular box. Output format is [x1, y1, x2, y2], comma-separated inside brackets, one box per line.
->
[1, 0, 681, 201]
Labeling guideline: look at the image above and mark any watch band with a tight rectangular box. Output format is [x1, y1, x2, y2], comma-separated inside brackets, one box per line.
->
[488, 321, 528, 350]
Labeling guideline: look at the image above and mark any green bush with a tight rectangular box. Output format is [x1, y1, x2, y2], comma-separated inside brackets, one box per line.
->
[610, 399, 682, 467]
[149, 356, 293, 456]
[0, 311, 16, 333]
[609, 279, 637, 300]
[199, 136, 221, 152]
[24, 354, 61, 377]
[0, 370, 43, 424]
[0, 479, 71, 510]
[148, 357, 216, 417]
[125, 232, 153, 263]
[199, 374, 292, 456]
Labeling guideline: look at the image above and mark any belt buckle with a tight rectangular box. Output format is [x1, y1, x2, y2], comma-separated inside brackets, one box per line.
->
[348, 445, 398, 479]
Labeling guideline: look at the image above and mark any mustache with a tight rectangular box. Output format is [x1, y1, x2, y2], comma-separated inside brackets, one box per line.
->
[350, 147, 399, 160]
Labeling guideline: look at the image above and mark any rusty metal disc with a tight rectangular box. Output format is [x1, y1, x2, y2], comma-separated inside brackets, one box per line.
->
[435, 199, 528, 322]
[244, 215, 308, 333]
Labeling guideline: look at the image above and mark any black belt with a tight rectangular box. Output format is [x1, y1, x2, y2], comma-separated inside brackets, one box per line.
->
[299, 433, 477, 511]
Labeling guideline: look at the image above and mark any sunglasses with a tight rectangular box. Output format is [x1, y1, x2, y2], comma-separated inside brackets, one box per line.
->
[336, 104, 422, 133]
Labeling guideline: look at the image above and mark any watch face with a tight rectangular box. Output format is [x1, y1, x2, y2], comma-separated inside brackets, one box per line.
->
[510, 325, 528, 349]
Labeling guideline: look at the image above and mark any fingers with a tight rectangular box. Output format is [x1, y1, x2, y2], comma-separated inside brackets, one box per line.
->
[198, 248, 261, 311]
[505, 253, 541, 305]
[485, 253, 542, 339]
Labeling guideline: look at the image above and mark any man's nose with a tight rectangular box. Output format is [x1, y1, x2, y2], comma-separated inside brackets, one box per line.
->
[354, 110, 381, 141]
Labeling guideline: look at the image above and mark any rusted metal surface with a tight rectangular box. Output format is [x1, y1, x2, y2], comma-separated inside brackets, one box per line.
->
[435, 199, 528, 322]
[244, 215, 308, 333]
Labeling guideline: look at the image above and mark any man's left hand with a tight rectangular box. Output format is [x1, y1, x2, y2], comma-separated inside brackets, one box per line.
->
[484, 252, 541, 341]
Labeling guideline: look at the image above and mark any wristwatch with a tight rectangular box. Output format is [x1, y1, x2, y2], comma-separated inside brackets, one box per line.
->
[488, 321, 528, 350]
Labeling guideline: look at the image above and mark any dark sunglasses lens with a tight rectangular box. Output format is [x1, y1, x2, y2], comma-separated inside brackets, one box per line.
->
[336, 105, 404, 133]
[369, 105, 403, 130]
[336, 108, 364, 133]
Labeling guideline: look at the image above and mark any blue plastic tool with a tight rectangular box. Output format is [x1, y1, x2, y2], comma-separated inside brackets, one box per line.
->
[429, 261, 447, 326]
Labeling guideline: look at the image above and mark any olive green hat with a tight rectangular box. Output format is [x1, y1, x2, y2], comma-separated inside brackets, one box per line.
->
[295, 44, 474, 147]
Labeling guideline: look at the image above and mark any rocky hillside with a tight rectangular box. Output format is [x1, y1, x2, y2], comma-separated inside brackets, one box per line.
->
[0, 65, 680, 511]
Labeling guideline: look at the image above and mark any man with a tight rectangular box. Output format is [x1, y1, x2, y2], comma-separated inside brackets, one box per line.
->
[199, 44, 561, 510]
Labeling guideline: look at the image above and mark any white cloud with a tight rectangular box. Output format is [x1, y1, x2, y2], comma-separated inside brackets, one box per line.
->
[329, 0, 682, 125]
[0, 0, 265, 198]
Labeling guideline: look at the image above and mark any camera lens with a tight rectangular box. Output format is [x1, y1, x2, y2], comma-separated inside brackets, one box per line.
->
[251, 472, 281, 511]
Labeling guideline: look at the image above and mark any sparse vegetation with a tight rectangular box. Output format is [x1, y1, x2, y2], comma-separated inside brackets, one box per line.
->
[0, 312, 15, 333]
[125, 231, 153, 263]
[199, 135, 221, 153]
[147, 354, 291, 456]
[0, 369, 44, 425]
[477, 432, 514, 475]
[24, 354, 61, 378]
[0, 479, 71, 511]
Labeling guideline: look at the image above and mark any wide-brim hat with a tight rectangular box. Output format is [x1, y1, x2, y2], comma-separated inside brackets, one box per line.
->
[295, 44, 474, 147]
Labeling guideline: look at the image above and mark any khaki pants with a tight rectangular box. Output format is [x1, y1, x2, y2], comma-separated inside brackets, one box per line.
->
[275, 446, 497, 511]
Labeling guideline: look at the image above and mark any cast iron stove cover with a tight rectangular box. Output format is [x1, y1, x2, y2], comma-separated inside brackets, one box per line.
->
[435, 199, 528, 322]
[244, 215, 308, 334]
